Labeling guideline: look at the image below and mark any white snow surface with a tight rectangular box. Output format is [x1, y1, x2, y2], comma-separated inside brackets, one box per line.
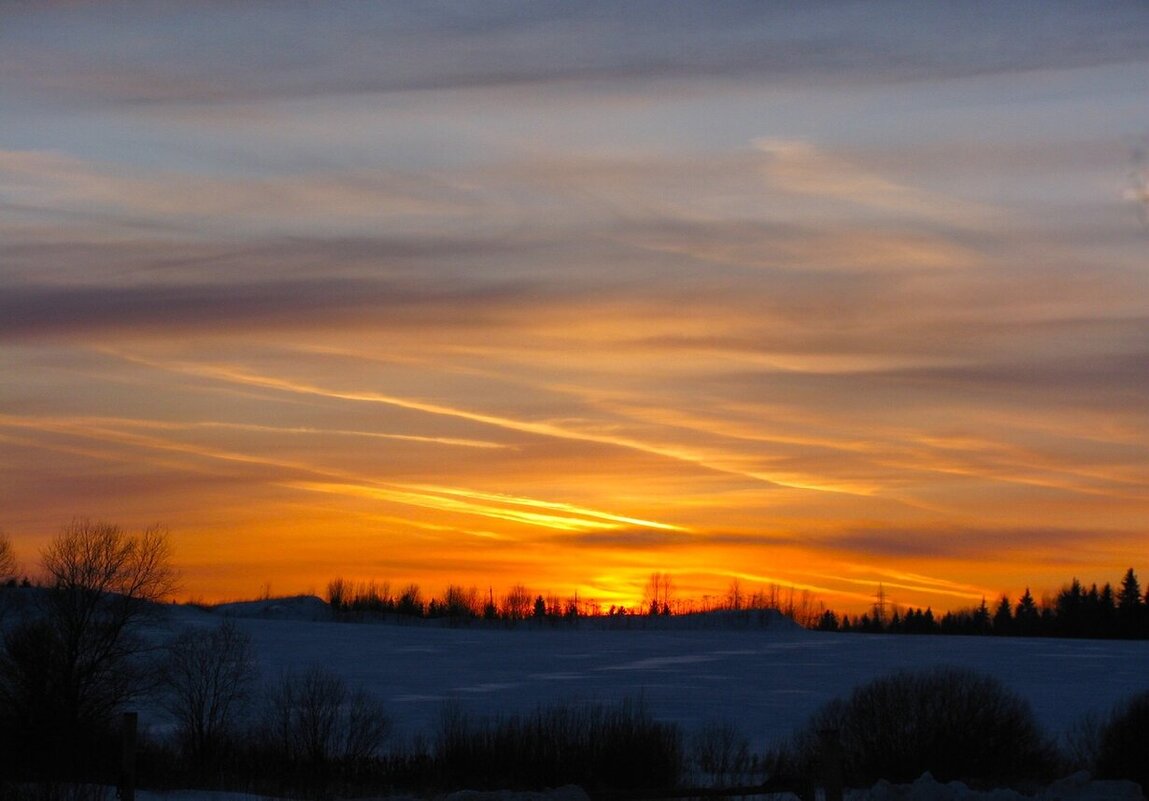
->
[150, 598, 1149, 753]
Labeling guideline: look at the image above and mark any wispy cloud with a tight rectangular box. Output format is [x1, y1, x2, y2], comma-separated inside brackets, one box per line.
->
[287, 481, 682, 534]
[123, 356, 900, 497]
[753, 138, 995, 227]
[0, 412, 676, 535]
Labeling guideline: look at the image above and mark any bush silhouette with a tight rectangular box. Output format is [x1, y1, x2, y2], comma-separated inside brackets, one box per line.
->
[774, 666, 1056, 789]
[434, 697, 682, 791]
[260, 666, 390, 767]
[1095, 690, 1149, 794]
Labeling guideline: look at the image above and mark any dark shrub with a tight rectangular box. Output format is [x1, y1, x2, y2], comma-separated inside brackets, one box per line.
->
[773, 666, 1056, 790]
[260, 666, 390, 766]
[434, 697, 682, 791]
[1095, 690, 1149, 793]
[691, 720, 759, 787]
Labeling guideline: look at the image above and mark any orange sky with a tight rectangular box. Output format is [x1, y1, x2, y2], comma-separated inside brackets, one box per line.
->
[2, 3, 1148, 614]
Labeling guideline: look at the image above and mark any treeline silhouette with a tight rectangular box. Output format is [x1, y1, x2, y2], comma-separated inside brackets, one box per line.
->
[324, 574, 827, 627]
[816, 568, 1149, 640]
[325, 577, 587, 622]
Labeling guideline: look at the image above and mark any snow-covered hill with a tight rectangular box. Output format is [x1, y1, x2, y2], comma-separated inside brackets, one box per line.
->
[150, 599, 1149, 752]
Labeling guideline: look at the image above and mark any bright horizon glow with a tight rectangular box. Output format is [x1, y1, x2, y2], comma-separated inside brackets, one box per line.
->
[2, 2, 1148, 615]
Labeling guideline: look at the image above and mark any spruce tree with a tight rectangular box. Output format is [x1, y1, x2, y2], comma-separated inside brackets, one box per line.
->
[1014, 588, 1039, 636]
[1118, 568, 1144, 636]
[993, 595, 1013, 635]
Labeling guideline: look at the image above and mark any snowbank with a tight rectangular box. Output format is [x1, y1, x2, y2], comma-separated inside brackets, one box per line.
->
[210, 594, 331, 621]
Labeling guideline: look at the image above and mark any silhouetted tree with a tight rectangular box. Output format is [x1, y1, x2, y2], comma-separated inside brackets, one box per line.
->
[395, 583, 423, 617]
[1014, 588, 1040, 636]
[1118, 568, 1144, 636]
[482, 587, 498, 620]
[992, 595, 1013, 635]
[564, 593, 581, 620]
[262, 666, 389, 766]
[972, 598, 991, 635]
[502, 584, 533, 621]
[442, 585, 480, 620]
[725, 579, 743, 611]
[162, 620, 257, 772]
[326, 577, 349, 612]
[1056, 578, 1086, 637]
[0, 531, 15, 584]
[0, 519, 176, 780]
[644, 572, 674, 615]
[1096, 583, 1118, 637]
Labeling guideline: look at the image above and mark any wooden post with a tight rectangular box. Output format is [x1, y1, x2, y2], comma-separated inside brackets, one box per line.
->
[118, 711, 137, 801]
[817, 728, 843, 801]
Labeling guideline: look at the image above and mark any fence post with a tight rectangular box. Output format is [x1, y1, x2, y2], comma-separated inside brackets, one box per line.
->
[118, 711, 137, 801]
[817, 728, 843, 801]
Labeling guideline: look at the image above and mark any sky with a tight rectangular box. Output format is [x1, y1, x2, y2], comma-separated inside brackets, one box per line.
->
[2, 1, 1148, 613]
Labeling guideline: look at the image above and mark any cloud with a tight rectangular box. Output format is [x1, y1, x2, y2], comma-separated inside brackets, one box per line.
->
[818, 524, 1129, 562]
[752, 138, 994, 227]
[6, 2, 1148, 105]
[0, 149, 486, 239]
[0, 278, 539, 341]
[550, 528, 701, 550]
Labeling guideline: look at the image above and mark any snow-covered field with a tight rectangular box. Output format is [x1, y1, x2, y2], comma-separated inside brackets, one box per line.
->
[154, 599, 1149, 752]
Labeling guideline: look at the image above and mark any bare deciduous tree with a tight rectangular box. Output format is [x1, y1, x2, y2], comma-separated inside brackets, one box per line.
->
[263, 665, 389, 764]
[41, 519, 177, 716]
[0, 531, 16, 583]
[644, 572, 674, 615]
[502, 584, 533, 620]
[725, 578, 743, 611]
[0, 519, 177, 777]
[163, 620, 257, 769]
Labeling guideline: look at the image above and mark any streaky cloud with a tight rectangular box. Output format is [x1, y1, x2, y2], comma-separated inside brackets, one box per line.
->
[110, 356, 822, 491]
[6, 2, 1148, 105]
[0, 278, 535, 341]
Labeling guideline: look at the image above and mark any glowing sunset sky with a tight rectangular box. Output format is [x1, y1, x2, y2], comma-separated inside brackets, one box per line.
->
[2, 2, 1148, 612]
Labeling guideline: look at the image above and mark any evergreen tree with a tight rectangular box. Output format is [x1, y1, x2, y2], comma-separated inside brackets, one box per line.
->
[972, 598, 991, 635]
[1119, 568, 1142, 611]
[992, 595, 1013, 635]
[1014, 588, 1040, 636]
[1118, 568, 1144, 637]
[1097, 583, 1117, 637]
[1056, 579, 1085, 637]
